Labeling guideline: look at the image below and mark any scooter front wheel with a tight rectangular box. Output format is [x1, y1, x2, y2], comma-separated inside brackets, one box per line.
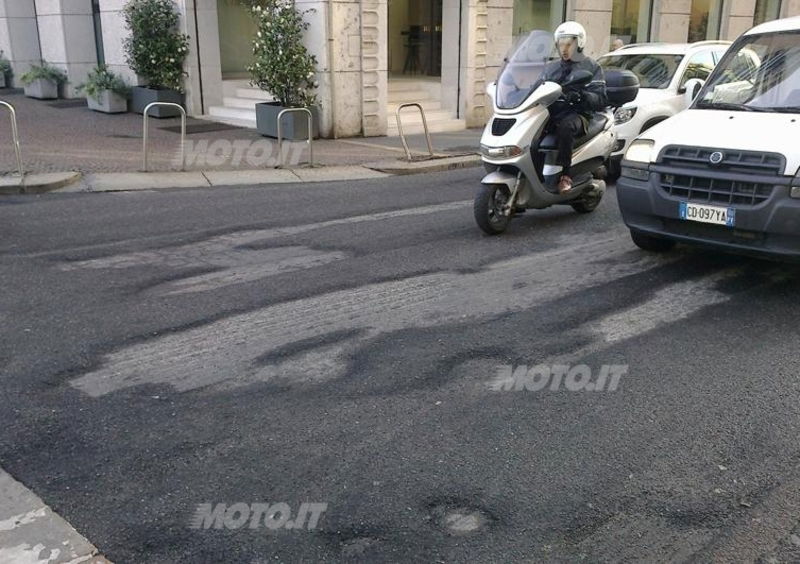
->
[474, 184, 512, 235]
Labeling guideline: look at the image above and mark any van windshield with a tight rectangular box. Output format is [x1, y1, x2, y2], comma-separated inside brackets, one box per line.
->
[598, 53, 683, 88]
[696, 30, 800, 112]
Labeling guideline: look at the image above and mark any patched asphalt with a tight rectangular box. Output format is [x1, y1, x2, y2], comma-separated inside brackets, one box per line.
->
[2, 168, 800, 562]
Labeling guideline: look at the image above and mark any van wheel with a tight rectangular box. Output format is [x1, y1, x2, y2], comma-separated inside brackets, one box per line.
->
[630, 230, 676, 252]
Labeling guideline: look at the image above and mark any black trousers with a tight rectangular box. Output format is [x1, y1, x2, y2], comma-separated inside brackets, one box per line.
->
[553, 111, 585, 176]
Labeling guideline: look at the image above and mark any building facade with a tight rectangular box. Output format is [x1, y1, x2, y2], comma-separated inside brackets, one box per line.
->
[1, 0, 799, 138]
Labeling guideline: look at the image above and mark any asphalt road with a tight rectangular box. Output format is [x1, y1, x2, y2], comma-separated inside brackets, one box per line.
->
[2, 168, 800, 563]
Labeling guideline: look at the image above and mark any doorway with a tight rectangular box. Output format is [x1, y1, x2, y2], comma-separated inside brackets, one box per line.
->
[388, 0, 443, 78]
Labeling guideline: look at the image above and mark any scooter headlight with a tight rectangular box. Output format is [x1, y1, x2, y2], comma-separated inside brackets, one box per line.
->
[624, 140, 655, 164]
[481, 144, 524, 159]
[614, 106, 637, 124]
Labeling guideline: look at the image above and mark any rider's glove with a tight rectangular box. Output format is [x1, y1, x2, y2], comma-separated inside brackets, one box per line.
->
[564, 90, 582, 105]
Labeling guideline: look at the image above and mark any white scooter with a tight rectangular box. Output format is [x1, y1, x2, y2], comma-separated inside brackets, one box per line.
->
[475, 30, 639, 234]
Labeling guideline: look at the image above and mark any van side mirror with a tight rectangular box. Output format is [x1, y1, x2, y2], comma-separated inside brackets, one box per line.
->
[682, 78, 705, 105]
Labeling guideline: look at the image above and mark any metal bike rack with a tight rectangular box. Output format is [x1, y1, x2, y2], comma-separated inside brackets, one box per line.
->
[277, 108, 314, 168]
[0, 101, 24, 177]
[142, 102, 186, 172]
[395, 103, 434, 162]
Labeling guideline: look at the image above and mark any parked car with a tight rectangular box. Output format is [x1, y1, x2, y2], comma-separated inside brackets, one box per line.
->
[616, 16, 800, 260]
[599, 40, 732, 178]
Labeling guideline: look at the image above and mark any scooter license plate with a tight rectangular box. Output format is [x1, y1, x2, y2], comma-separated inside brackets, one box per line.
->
[679, 202, 735, 227]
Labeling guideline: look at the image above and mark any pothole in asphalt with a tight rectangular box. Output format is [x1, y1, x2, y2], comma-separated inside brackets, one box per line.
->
[428, 499, 495, 535]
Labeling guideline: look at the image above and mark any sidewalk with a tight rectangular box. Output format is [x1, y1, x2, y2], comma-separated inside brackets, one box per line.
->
[0, 90, 483, 191]
[0, 467, 109, 564]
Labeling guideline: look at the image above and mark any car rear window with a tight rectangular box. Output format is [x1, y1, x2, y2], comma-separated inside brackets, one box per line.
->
[599, 53, 684, 88]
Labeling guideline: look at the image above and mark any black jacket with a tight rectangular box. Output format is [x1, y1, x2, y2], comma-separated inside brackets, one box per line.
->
[536, 54, 607, 119]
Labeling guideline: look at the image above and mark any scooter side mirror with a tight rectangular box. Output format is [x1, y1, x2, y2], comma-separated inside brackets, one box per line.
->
[562, 70, 593, 90]
[683, 78, 705, 106]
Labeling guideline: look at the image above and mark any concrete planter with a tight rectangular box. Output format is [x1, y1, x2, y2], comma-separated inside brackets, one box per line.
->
[87, 90, 128, 114]
[24, 78, 58, 99]
[131, 86, 183, 118]
[0, 73, 6, 89]
[256, 102, 319, 140]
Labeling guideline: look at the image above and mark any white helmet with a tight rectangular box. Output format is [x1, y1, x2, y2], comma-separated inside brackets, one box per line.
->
[554, 21, 587, 52]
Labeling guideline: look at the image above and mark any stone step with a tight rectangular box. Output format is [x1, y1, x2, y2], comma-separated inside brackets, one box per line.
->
[389, 107, 454, 124]
[222, 96, 262, 110]
[387, 100, 443, 114]
[235, 87, 274, 101]
[387, 89, 439, 104]
[208, 105, 258, 126]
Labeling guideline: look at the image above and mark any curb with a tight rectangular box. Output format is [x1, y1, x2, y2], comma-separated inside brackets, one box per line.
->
[4, 154, 482, 195]
[0, 172, 82, 195]
[363, 154, 482, 175]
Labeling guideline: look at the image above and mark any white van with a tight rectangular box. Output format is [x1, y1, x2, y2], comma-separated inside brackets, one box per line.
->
[616, 16, 800, 259]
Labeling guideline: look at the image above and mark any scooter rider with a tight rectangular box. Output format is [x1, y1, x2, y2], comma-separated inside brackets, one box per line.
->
[537, 22, 607, 194]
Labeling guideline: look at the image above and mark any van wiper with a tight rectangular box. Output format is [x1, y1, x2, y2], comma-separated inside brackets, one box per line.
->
[695, 101, 766, 112]
[764, 106, 800, 113]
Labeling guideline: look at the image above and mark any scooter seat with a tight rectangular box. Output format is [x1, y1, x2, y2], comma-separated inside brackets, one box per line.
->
[539, 114, 609, 150]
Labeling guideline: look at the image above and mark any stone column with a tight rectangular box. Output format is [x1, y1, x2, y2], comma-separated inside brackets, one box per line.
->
[0, 0, 42, 87]
[722, 0, 755, 39]
[572, 0, 613, 57]
[651, 0, 691, 43]
[784, 0, 800, 16]
[97, 0, 135, 86]
[178, 0, 224, 116]
[34, 0, 98, 98]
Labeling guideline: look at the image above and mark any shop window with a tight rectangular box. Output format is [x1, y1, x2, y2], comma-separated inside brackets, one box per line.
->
[611, 0, 653, 44]
[512, 0, 566, 38]
[689, 0, 723, 42]
[754, 0, 782, 25]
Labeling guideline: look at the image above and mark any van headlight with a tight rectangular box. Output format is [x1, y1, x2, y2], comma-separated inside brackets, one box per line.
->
[614, 106, 637, 124]
[480, 144, 524, 159]
[625, 140, 655, 164]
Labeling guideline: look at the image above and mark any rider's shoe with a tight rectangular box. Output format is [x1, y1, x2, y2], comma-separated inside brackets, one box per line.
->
[558, 175, 574, 194]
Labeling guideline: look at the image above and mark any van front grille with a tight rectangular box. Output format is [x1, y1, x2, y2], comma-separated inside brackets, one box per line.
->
[659, 173, 776, 207]
[659, 146, 785, 175]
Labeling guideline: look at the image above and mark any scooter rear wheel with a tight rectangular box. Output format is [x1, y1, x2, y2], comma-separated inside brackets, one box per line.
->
[571, 190, 603, 213]
[474, 184, 512, 235]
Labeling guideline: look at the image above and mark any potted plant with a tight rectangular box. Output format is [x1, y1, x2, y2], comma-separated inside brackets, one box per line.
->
[123, 0, 189, 118]
[20, 61, 67, 100]
[77, 65, 130, 114]
[0, 51, 11, 89]
[248, 1, 320, 140]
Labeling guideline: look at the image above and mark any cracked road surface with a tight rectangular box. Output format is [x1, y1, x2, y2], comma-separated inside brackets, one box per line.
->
[2, 169, 800, 562]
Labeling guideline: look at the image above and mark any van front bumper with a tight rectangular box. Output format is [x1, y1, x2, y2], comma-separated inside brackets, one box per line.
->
[616, 161, 800, 260]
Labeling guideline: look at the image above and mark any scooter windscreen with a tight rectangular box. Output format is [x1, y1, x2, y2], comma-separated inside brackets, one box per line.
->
[496, 30, 556, 110]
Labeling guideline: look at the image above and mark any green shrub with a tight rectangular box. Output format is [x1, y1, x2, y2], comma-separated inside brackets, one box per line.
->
[20, 61, 67, 86]
[123, 0, 190, 92]
[77, 65, 130, 101]
[0, 51, 11, 76]
[247, 1, 319, 108]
